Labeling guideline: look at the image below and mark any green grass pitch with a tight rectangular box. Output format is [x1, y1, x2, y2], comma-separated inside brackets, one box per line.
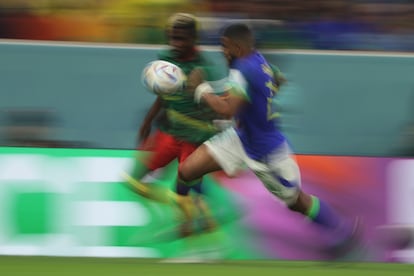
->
[0, 256, 413, 276]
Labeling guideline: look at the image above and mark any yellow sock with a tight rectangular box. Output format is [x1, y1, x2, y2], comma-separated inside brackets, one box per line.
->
[194, 195, 217, 231]
[121, 172, 150, 194]
[175, 195, 195, 221]
[122, 172, 174, 204]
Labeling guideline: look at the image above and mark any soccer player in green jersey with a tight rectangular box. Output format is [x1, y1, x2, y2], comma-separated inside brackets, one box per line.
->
[124, 13, 226, 237]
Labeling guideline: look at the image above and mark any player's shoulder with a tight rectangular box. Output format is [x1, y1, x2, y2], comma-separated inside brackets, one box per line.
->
[156, 49, 175, 62]
[247, 52, 282, 76]
[193, 50, 214, 66]
[232, 54, 262, 79]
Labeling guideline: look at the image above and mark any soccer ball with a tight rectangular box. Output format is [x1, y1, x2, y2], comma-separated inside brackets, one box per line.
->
[141, 60, 186, 95]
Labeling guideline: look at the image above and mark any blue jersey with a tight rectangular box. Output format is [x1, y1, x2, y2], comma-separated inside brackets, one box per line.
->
[229, 51, 286, 160]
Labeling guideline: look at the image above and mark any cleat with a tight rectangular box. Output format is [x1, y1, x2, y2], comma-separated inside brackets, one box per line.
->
[199, 217, 217, 233]
[121, 172, 150, 195]
[121, 172, 173, 204]
[325, 216, 363, 260]
[179, 221, 194, 238]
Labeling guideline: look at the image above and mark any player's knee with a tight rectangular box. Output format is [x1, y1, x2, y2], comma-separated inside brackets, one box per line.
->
[178, 162, 196, 183]
[178, 163, 189, 182]
[176, 178, 202, 195]
[287, 190, 310, 215]
[261, 174, 300, 207]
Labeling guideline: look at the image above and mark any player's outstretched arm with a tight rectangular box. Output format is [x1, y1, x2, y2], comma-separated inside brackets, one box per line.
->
[138, 96, 162, 143]
[187, 65, 247, 117]
[185, 67, 206, 93]
[194, 83, 247, 118]
[270, 63, 287, 87]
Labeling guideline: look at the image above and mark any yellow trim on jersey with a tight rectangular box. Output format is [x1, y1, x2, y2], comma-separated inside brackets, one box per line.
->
[262, 64, 274, 77]
[159, 94, 183, 100]
[166, 109, 218, 133]
[267, 97, 280, 120]
[266, 80, 279, 96]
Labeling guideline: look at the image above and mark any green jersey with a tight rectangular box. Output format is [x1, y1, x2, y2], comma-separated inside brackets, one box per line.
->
[156, 49, 223, 144]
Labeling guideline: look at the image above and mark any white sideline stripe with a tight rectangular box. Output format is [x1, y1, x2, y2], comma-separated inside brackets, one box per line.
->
[262, 48, 414, 57]
[0, 38, 165, 50]
[1, 39, 414, 57]
[72, 201, 149, 226]
[76, 157, 131, 182]
[0, 155, 132, 183]
[0, 155, 46, 180]
[0, 246, 158, 258]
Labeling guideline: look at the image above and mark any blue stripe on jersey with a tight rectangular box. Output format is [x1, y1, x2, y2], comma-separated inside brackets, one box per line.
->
[231, 51, 286, 160]
[275, 174, 297, 188]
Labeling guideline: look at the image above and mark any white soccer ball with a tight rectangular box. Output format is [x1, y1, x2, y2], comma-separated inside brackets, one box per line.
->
[141, 60, 186, 95]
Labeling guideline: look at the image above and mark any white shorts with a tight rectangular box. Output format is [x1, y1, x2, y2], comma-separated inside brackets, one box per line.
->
[205, 127, 301, 205]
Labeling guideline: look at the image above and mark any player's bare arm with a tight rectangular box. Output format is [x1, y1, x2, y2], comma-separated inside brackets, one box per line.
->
[200, 91, 246, 118]
[186, 67, 205, 93]
[139, 96, 162, 142]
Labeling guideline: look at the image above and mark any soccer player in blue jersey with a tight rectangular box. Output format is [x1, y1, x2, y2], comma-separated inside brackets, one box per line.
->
[178, 23, 359, 257]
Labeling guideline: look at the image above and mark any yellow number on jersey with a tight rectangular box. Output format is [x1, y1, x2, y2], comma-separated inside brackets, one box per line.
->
[267, 97, 280, 121]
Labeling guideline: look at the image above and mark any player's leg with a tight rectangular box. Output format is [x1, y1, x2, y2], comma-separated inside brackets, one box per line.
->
[178, 143, 222, 182]
[176, 179, 217, 236]
[174, 142, 217, 236]
[124, 130, 179, 203]
[179, 128, 246, 182]
[291, 189, 361, 257]
[174, 180, 218, 237]
[174, 181, 196, 237]
[177, 128, 247, 236]
[289, 190, 345, 233]
[275, 156, 359, 250]
[251, 142, 340, 227]
[192, 188, 217, 233]
[254, 143, 360, 256]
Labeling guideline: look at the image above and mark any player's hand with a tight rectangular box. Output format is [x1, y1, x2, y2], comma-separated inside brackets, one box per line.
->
[186, 67, 205, 93]
[276, 75, 287, 87]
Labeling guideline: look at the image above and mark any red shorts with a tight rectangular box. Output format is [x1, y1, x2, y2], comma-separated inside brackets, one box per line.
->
[139, 130, 199, 171]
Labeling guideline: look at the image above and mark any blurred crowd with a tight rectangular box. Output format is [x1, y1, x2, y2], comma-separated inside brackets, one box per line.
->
[0, 0, 414, 51]
[0, 109, 90, 148]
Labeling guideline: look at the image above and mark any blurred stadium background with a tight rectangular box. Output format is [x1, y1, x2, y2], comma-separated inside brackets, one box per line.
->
[1, 0, 414, 269]
[0, 0, 414, 51]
